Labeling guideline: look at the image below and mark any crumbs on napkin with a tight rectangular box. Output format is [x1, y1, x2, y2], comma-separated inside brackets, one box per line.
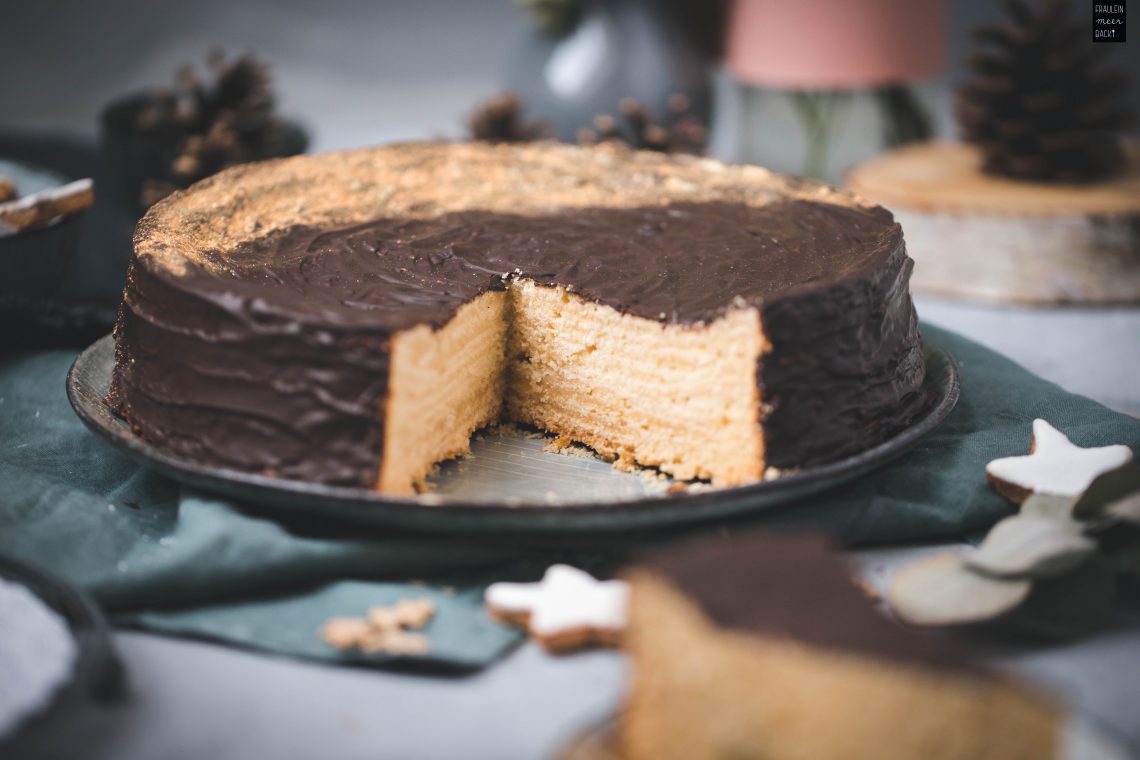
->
[321, 598, 435, 655]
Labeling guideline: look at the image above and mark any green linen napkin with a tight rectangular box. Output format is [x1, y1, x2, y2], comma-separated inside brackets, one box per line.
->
[1, 324, 1137, 670]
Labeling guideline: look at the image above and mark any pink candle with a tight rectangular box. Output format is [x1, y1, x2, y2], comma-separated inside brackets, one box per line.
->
[726, 0, 947, 89]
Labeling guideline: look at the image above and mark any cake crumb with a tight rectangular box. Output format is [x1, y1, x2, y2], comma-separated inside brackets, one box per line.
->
[542, 437, 602, 461]
[321, 617, 373, 649]
[321, 598, 436, 655]
[360, 629, 429, 655]
[542, 434, 576, 453]
[613, 449, 638, 472]
[367, 598, 435, 630]
[486, 422, 545, 440]
[635, 468, 675, 495]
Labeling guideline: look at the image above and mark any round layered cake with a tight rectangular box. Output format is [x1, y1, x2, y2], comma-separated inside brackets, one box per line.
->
[109, 142, 928, 494]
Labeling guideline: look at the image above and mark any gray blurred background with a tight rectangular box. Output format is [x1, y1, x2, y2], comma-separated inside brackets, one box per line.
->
[2, 0, 1136, 152]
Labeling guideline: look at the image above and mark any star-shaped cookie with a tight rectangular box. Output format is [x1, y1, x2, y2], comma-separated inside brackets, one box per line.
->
[986, 419, 1133, 503]
[485, 564, 629, 653]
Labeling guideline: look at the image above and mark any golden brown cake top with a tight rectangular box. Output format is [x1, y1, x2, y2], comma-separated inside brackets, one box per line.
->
[136, 140, 880, 275]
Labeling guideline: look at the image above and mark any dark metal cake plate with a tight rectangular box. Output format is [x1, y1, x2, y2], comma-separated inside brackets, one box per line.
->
[68, 334, 958, 534]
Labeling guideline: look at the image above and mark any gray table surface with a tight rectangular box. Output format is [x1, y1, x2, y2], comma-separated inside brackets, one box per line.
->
[3, 2, 1138, 757]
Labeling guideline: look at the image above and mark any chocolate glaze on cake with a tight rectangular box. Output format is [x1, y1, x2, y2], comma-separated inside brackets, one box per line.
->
[109, 142, 928, 488]
[641, 534, 979, 675]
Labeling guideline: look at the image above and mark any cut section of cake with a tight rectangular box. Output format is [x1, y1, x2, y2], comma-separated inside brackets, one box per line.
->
[505, 279, 767, 483]
[620, 534, 1060, 760]
[109, 142, 928, 494]
[381, 291, 509, 493]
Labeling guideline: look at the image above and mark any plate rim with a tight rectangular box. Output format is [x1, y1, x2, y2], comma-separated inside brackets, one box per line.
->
[67, 333, 959, 530]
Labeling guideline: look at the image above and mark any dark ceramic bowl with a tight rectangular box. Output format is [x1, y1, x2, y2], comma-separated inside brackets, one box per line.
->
[0, 555, 122, 755]
[0, 158, 87, 298]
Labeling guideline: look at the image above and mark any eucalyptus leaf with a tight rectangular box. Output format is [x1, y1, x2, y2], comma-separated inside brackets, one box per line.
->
[965, 515, 1095, 579]
[888, 553, 1031, 627]
[1020, 493, 1075, 520]
[1073, 461, 1140, 520]
[989, 557, 1115, 640]
[1105, 493, 1140, 525]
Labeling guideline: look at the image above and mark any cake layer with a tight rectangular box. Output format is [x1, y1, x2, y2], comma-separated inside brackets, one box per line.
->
[110, 142, 928, 491]
[380, 291, 508, 493]
[506, 280, 766, 483]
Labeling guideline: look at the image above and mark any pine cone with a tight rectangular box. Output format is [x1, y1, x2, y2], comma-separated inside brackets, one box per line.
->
[956, 0, 1134, 183]
[468, 93, 708, 155]
[577, 95, 708, 155]
[467, 93, 549, 143]
[132, 51, 303, 206]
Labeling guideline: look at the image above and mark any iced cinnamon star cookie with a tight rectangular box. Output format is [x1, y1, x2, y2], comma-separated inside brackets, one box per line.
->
[485, 565, 629, 653]
[986, 419, 1133, 503]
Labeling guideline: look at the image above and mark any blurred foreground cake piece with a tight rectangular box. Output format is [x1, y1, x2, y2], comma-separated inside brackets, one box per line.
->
[619, 535, 1059, 760]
